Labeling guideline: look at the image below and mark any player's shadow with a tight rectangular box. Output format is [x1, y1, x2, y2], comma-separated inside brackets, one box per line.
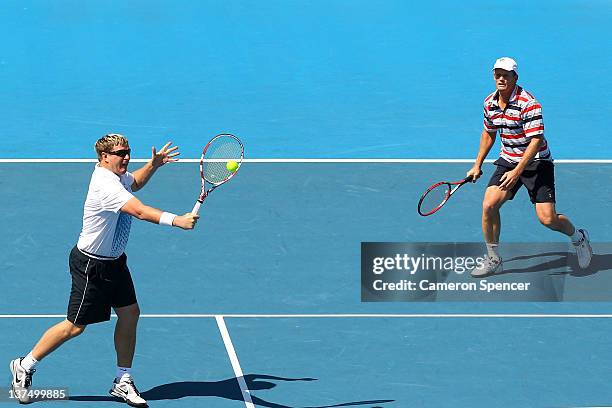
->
[496, 251, 612, 277]
[69, 374, 394, 407]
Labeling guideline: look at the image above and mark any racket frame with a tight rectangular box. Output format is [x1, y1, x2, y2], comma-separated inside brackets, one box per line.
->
[192, 133, 244, 214]
[417, 174, 478, 217]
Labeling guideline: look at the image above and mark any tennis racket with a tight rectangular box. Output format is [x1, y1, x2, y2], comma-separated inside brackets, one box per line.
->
[417, 171, 482, 217]
[191, 133, 244, 215]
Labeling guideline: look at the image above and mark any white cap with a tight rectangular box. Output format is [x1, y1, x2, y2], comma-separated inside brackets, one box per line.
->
[493, 57, 518, 75]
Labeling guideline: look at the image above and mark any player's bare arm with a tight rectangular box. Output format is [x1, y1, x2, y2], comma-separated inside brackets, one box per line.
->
[131, 141, 180, 192]
[120, 196, 198, 230]
[468, 129, 497, 182]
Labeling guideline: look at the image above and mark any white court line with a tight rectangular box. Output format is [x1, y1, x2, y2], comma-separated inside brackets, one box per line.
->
[3, 314, 612, 318]
[0, 158, 611, 163]
[215, 315, 255, 408]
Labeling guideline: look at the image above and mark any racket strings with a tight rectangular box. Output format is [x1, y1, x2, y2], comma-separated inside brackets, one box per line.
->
[419, 184, 450, 214]
[203, 139, 243, 184]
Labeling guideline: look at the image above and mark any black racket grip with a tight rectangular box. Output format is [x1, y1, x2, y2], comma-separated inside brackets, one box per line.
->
[464, 170, 483, 183]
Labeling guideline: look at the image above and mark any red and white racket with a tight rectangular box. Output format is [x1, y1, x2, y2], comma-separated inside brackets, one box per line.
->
[191, 133, 244, 215]
[417, 171, 481, 217]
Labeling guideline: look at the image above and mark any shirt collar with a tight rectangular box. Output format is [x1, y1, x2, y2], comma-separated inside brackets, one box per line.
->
[491, 85, 520, 108]
[95, 163, 121, 179]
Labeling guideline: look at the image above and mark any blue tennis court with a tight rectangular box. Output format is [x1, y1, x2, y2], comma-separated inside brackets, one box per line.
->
[1, 1, 612, 407]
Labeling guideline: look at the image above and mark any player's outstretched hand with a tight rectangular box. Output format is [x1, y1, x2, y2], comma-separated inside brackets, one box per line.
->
[174, 213, 200, 230]
[152, 141, 180, 168]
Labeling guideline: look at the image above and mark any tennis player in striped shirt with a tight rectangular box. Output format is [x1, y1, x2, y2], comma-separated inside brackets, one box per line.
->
[467, 57, 592, 277]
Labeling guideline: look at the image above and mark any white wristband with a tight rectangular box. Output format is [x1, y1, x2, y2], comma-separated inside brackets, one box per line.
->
[159, 212, 177, 226]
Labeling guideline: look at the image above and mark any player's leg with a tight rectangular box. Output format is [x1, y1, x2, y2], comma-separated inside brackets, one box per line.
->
[472, 163, 521, 278]
[10, 246, 96, 404]
[111, 256, 140, 371]
[110, 303, 146, 408]
[10, 320, 85, 404]
[108, 257, 147, 408]
[528, 161, 592, 269]
[114, 303, 140, 369]
[534, 202, 574, 235]
[482, 185, 513, 244]
[472, 185, 513, 277]
[31, 320, 86, 360]
[535, 202, 592, 268]
[30, 244, 107, 358]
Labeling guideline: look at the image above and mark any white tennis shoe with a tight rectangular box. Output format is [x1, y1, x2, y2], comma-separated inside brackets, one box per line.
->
[471, 256, 503, 278]
[573, 229, 593, 269]
[109, 377, 148, 408]
[9, 357, 36, 404]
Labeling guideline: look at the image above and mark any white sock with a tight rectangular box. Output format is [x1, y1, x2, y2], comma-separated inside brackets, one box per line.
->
[116, 366, 132, 381]
[570, 229, 582, 243]
[21, 352, 38, 372]
[486, 243, 501, 260]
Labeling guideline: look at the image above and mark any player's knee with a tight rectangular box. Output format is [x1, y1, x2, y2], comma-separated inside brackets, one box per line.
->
[65, 322, 86, 338]
[118, 304, 140, 322]
[71, 325, 86, 337]
[538, 213, 556, 228]
[131, 304, 141, 319]
[482, 200, 500, 215]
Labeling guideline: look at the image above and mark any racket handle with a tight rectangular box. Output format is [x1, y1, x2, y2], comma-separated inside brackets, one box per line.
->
[191, 201, 202, 215]
[464, 170, 483, 183]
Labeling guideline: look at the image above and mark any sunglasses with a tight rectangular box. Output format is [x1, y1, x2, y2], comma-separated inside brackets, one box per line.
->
[106, 148, 131, 158]
[494, 72, 515, 80]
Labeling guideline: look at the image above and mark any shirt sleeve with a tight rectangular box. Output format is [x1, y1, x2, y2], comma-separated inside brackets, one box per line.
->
[483, 104, 496, 133]
[99, 177, 134, 213]
[123, 171, 135, 188]
[521, 100, 545, 139]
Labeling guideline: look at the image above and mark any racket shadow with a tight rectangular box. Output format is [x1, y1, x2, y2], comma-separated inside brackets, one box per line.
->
[69, 374, 395, 408]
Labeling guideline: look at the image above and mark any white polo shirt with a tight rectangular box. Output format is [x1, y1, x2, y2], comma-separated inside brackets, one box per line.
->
[77, 164, 135, 259]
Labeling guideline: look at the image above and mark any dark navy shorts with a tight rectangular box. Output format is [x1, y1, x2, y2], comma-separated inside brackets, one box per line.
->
[487, 159, 556, 204]
[67, 246, 137, 325]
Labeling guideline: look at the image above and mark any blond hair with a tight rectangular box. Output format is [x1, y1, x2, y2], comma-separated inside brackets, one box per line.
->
[95, 133, 130, 161]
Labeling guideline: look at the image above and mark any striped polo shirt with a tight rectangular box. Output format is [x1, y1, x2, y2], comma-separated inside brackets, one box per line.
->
[483, 85, 552, 164]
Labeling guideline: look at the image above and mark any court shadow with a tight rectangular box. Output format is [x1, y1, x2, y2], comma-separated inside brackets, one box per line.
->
[566, 253, 612, 277]
[496, 251, 570, 276]
[498, 251, 612, 277]
[70, 374, 394, 407]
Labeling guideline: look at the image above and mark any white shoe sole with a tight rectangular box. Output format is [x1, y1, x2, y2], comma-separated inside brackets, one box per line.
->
[109, 389, 148, 408]
[576, 229, 593, 269]
[9, 359, 32, 405]
[471, 262, 503, 278]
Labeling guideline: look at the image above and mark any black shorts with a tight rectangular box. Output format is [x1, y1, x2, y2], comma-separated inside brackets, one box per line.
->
[67, 246, 137, 325]
[487, 159, 556, 204]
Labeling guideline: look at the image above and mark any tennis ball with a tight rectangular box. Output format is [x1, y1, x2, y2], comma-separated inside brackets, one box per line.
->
[226, 160, 239, 173]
